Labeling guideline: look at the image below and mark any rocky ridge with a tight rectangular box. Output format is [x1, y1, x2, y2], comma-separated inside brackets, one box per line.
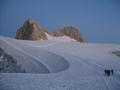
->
[16, 19, 86, 42]
[16, 19, 47, 40]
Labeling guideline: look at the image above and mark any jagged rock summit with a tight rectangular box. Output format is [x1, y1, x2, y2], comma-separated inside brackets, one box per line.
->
[16, 19, 86, 42]
[16, 19, 47, 40]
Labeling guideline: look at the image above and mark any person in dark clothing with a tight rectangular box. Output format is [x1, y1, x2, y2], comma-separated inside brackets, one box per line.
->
[104, 69, 110, 76]
[111, 69, 113, 75]
[107, 70, 110, 76]
[104, 69, 114, 76]
[104, 69, 107, 76]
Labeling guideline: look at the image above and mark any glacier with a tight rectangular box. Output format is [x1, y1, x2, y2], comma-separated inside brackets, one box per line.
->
[0, 36, 120, 90]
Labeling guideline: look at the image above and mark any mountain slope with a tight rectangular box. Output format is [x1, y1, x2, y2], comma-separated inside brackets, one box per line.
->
[0, 36, 120, 90]
[0, 36, 69, 73]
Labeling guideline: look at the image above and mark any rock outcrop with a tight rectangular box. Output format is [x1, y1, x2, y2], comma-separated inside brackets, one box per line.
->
[16, 19, 86, 42]
[49, 26, 86, 42]
[16, 19, 47, 40]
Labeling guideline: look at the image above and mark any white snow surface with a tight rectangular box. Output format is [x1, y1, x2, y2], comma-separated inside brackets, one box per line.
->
[0, 36, 120, 90]
[45, 33, 77, 42]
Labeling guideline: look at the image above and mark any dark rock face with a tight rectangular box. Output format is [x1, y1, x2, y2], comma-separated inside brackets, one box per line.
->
[0, 48, 26, 73]
[49, 26, 86, 42]
[16, 19, 86, 42]
[16, 19, 47, 40]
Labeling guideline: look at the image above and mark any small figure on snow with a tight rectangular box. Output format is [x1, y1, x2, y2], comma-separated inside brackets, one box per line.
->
[104, 69, 107, 76]
[104, 69, 114, 76]
[107, 70, 110, 76]
[111, 69, 113, 75]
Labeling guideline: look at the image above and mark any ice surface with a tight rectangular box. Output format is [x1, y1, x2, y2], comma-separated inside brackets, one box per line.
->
[0, 36, 120, 90]
[0, 36, 69, 73]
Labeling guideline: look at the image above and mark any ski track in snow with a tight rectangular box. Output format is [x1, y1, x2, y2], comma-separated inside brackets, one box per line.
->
[0, 36, 120, 90]
[66, 55, 111, 90]
[38, 41, 120, 90]
[63, 54, 120, 90]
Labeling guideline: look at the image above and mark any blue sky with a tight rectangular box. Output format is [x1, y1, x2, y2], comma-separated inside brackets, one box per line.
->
[0, 0, 120, 43]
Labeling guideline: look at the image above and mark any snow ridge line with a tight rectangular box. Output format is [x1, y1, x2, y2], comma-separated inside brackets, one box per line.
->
[0, 37, 51, 72]
[0, 37, 69, 73]
[27, 42, 60, 48]
[49, 50, 105, 70]
[71, 55, 105, 70]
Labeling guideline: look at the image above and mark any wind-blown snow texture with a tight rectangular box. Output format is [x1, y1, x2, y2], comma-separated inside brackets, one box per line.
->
[0, 36, 120, 90]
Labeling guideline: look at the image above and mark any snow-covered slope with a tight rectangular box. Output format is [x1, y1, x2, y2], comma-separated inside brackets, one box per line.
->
[45, 33, 77, 42]
[0, 36, 69, 73]
[0, 36, 120, 90]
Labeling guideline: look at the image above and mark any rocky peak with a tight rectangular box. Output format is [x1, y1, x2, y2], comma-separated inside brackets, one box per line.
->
[16, 19, 47, 40]
[16, 19, 86, 42]
[23, 19, 39, 30]
[25, 19, 36, 24]
[49, 26, 86, 42]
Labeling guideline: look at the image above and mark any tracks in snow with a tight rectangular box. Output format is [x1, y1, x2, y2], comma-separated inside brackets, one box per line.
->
[70, 55, 120, 90]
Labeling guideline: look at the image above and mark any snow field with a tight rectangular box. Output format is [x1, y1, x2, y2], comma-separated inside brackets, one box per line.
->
[0, 36, 120, 90]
